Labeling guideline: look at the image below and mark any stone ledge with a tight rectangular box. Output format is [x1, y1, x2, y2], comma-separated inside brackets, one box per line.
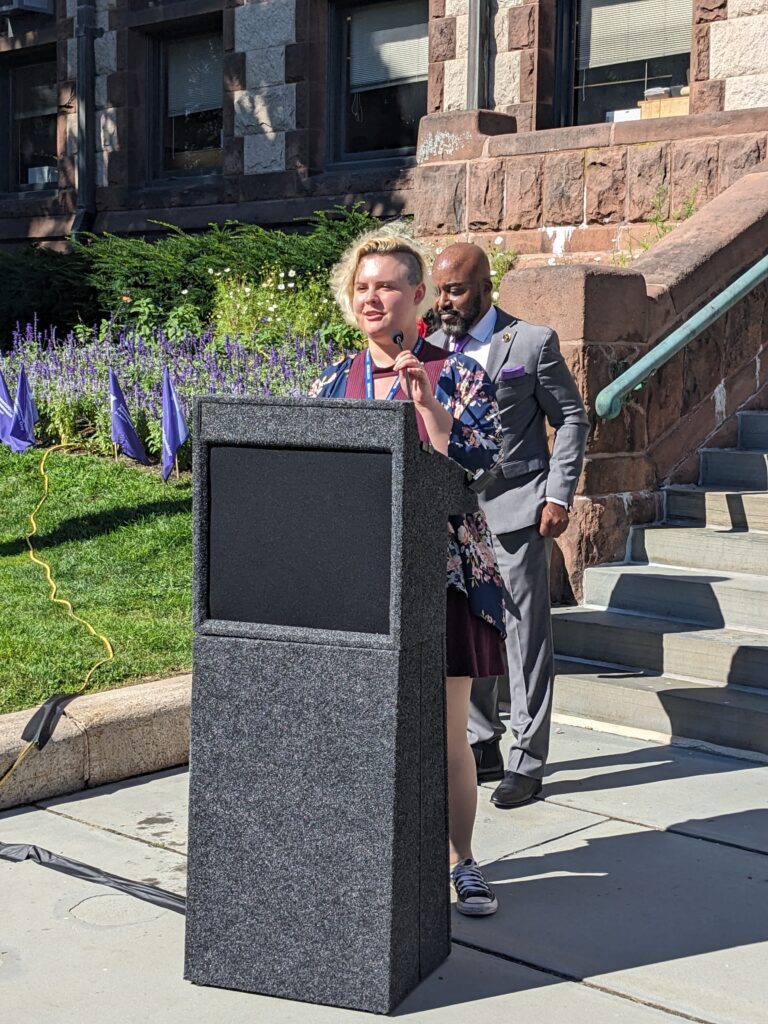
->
[632, 166, 768, 332]
[484, 108, 768, 159]
[0, 675, 191, 811]
[416, 109, 518, 164]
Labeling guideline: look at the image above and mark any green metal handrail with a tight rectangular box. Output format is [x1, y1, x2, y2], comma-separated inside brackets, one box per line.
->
[595, 252, 768, 419]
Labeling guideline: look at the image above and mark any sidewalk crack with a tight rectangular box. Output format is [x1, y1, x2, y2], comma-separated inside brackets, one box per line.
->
[451, 938, 722, 1024]
[33, 805, 188, 858]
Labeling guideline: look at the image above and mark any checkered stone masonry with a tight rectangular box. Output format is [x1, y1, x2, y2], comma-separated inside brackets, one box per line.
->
[233, 0, 296, 174]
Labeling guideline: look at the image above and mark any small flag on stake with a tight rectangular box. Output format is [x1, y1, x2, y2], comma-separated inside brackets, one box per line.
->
[8, 365, 38, 453]
[108, 369, 149, 465]
[0, 368, 13, 448]
[161, 366, 189, 482]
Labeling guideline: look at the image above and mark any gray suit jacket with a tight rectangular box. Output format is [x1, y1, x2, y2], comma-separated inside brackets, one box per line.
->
[431, 307, 589, 535]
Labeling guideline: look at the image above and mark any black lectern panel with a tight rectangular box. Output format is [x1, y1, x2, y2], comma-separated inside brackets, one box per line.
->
[208, 445, 392, 634]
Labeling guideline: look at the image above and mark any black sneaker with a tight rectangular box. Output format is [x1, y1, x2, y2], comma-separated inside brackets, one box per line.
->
[451, 858, 498, 916]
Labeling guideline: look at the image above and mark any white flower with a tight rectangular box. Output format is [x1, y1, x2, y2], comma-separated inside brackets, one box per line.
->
[287, 281, 295, 288]
[181, 288, 188, 295]
[547, 257, 556, 266]
[593, 257, 602, 263]
[268, 304, 277, 311]
[265, 317, 272, 323]
[279, 270, 285, 278]
[244, 287, 251, 294]
[288, 269, 296, 278]
[492, 291, 499, 301]
[277, 283, 286, 291]
[224, 267, 231, 273]
[490, 269, 496, 277]
[435, 246, 443, 255]
[494, 236, 503, 246]
[208, 268, 214, 274]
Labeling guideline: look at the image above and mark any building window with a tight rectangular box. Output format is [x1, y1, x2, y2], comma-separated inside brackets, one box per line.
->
[573, 0, 692, 125]
[159, 31, 223, 174]
[11, 61, 58, 189]
[333, 0, 428, 161]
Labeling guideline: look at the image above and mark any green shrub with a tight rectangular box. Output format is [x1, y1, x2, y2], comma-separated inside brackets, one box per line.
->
[74, 204, 380, 328]
[210, 271, 363, 351]
[0, 246, 97, 348]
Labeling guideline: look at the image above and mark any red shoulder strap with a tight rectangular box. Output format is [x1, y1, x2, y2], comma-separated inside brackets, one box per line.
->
[345, 350, 367, 399]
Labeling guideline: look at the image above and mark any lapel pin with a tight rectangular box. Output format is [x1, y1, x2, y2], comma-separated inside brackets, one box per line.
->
[502, 332, 512, 343]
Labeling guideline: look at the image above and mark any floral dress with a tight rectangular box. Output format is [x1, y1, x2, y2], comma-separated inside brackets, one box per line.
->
[309, 343, 506, 637]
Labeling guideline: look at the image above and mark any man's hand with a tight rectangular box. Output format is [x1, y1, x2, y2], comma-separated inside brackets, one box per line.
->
[538, 501, 569, 539]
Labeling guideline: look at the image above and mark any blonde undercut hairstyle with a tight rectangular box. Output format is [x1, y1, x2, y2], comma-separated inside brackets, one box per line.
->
[331, 227, 436, 327]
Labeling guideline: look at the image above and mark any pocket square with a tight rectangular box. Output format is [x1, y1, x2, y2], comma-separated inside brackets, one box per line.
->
[500, 364, 526, 381]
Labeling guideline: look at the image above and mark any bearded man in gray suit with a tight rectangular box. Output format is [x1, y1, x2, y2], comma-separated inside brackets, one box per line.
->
[431, 243, 589, 808]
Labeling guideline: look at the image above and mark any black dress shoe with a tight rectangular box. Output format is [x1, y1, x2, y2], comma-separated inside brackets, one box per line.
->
[471, 739, 505, 783]
[491, 772, 542, 808]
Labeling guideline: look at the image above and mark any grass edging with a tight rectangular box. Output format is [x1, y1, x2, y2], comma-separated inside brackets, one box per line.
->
[0, 674, 191, 811]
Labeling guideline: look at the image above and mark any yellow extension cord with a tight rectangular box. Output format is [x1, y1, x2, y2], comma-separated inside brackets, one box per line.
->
[0, 445, 114, 790]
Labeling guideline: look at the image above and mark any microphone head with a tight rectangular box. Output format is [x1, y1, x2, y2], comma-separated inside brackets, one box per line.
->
[392, 331, 405, 349]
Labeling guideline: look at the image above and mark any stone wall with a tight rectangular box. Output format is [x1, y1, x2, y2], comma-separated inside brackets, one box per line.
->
[496, 168, 768, 600]
[414, 107, 768, 255]
[0, 0, 418, 244]
[710, 0, 768, 110]
[428, 0, 546, 132]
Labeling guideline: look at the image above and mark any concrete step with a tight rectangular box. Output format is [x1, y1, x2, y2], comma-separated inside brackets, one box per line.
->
[738, 410, 768, 450]
[582, 562, 768, 631]
[665, 485, 768, 531]
[552, 606, 768, 689]
[554, 658, 768, 757]
[631, 525, 768, 575]
[700, 448, 768, 488]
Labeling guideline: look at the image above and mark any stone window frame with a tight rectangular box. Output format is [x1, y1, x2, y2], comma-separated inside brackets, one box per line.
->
[327, 0, 429, 168]
[0, 44, 58, 196]
[143, 10, 224, 184]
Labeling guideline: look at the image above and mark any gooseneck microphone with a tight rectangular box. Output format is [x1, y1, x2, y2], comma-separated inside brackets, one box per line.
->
[392, 331, 412, 399]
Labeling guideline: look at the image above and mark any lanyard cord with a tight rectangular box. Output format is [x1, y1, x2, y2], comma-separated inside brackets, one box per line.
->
[364, 337, 425, 400]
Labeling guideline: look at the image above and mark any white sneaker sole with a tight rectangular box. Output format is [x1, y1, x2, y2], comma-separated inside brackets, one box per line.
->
[455, 897, 498, 916]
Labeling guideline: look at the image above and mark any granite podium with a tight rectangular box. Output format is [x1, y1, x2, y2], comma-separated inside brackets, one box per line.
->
[184, 396, 477, 1014]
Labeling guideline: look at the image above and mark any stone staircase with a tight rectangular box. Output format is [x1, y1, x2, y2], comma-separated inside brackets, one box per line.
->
[552, 410, 768, 757]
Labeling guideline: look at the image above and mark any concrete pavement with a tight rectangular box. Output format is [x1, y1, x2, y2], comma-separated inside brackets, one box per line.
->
[2, 722, 767, 1023]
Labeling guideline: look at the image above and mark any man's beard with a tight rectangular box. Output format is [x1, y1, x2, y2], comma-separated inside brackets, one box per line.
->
[439, 294, 483, 338]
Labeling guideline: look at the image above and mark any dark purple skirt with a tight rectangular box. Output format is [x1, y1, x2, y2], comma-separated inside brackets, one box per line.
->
[446, 587, 507, 678]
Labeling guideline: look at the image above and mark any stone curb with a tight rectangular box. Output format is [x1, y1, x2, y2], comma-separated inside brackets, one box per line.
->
[0, 675, 191, 812]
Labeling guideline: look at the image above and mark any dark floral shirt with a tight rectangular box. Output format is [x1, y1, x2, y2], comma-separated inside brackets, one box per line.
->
[309, 351, 505, 635]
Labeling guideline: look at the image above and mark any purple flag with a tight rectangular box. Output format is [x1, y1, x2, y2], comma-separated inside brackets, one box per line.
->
[0, 368, 13, 448]
[109, 369, 149, 465]
[161, 366, 189, 482]
[8, 365, 38, 453]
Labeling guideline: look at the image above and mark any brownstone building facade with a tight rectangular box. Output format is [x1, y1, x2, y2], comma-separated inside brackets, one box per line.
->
[2, 0, 768, 246]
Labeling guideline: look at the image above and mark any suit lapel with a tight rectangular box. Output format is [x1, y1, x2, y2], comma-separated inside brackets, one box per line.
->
[485, 308, 518, 382]
[427, 327, 450, 351]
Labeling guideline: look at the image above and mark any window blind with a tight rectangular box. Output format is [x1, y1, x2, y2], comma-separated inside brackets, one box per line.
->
[577, 0, 693, 70]
[167, 34, 223, 117]
[350, 0, 428, 93]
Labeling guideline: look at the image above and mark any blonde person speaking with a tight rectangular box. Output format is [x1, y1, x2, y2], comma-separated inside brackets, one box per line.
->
[309, 230, 505, 916]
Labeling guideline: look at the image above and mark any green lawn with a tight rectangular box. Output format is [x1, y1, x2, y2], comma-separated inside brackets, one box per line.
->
[0, 446, 192, 714]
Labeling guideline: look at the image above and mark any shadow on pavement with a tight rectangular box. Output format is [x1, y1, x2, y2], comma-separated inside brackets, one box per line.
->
[405, 809, 768, 1013]
[541, 742, 761, 800]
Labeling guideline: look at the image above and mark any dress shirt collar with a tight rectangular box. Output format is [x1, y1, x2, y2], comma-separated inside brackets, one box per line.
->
[466, 305, 498, 345]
